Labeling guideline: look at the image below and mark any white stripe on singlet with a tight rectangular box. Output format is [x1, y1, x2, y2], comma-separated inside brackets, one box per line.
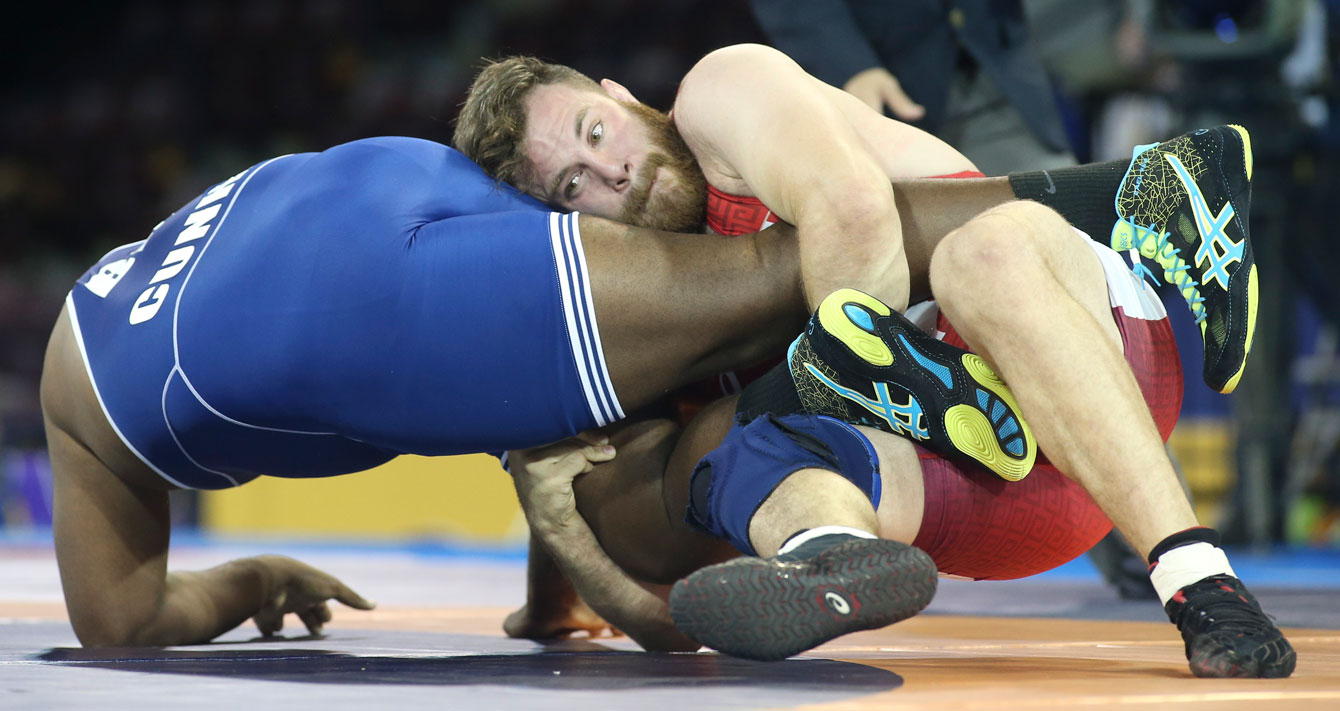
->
[549, 212, 624, 427]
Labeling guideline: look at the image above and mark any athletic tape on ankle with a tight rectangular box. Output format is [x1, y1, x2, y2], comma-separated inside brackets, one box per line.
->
[684, 414, 881, 556]
[1147, 526, 1221, 565]
[1150, 542, 1236, 606]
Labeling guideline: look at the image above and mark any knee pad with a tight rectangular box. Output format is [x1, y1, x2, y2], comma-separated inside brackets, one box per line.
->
[685, 413, 881, 555]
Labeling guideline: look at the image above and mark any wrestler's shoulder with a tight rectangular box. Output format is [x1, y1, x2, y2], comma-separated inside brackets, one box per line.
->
[677, 45, 787, 107]
[684, 44, 787, 82]
[299, 137, 543, 214]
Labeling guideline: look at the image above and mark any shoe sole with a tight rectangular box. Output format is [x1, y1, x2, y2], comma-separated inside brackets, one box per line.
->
[1217, 264, 1257, 394]
[819, 289, 1035, 481]
[669, 539, 937, 661]
[947, 355, 1035, 481]
[817, 288, 894, 366]
[1212, 124, 1257, 395]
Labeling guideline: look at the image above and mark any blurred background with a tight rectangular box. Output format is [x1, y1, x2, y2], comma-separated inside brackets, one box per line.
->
[1, 0, 1337, 554]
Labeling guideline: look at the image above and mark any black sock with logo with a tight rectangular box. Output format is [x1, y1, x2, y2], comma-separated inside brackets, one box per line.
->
[1008, 159, 1130, 241]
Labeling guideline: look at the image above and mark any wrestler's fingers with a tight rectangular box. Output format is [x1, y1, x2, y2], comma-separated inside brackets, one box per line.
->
[881, 81, 924, 121]
[299, 604, 329, 635]
[582, 442, 616, 463]
[330, 582, 376, 610]
[254, 607, 284, 636]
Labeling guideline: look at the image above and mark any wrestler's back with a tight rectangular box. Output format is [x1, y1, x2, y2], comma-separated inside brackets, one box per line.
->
[177, 139, 540, 432]
[70, 137, 605, 487]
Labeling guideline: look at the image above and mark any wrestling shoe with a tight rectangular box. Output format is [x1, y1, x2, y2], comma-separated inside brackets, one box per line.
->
[789, 288, 1036, 482]
[668, 535, 937, 661]
[1110, 125, 1258, 394]
[1165, 574, 1296, 678]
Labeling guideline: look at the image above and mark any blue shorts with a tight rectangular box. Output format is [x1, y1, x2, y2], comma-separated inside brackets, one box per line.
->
[68, 138, 623, 489]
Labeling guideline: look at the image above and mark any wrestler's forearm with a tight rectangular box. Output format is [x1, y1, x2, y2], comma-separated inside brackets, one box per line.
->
[110, 560, 268, 647]
[532, 520, 699, 652]
[794, 185, 906, 312]
[518, 535, 582, 617]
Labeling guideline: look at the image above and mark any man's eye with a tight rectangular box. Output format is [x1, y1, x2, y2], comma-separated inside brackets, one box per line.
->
[565, 171, 583, 198]
[590, 122, 603, 145]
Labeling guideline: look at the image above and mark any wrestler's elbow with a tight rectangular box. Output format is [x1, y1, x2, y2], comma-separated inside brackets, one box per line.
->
[690, 44, 785, 81]
[71, 612, 149, 648]
[800, 176, 900, 251]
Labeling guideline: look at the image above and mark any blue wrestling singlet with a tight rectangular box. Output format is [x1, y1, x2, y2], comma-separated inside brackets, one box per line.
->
[68, 138, 624, 489]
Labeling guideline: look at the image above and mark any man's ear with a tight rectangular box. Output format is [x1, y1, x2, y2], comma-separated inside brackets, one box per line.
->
[600, 78, 637, 104]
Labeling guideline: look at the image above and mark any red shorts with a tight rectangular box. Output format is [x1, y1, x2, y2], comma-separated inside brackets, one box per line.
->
[911, 241, 1182, 580]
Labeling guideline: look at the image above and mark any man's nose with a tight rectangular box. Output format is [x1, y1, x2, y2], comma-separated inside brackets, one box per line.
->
[593, 156, 632, 192]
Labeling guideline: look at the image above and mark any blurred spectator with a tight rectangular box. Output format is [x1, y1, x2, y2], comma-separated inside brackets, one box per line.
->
[749, 0, 1075, 174]
[1034, 0, 1338, 547]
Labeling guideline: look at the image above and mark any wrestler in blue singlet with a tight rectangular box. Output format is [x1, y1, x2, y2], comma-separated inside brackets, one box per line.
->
[68, 138, 623, 489]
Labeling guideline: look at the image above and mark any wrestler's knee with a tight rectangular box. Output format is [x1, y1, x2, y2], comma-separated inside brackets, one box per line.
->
[685, 414, 881, 556]
[929, 201, 1061, 312]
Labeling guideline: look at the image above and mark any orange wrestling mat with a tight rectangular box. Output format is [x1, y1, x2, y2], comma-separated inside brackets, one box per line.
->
[3, 542, 1337, 710]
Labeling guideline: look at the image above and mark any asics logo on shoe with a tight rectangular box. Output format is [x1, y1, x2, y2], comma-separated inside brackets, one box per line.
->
[824, 591, 852, 615]
[801, 362, 929, 440]
[1165, 154, 1244, 290]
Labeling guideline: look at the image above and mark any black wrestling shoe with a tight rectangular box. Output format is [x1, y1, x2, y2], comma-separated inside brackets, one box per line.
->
[1111, 125, 1257, 394]
[669, 535, 937, 661]
[1164, 574, 1296, 678]
[789, 288, 1036, 482]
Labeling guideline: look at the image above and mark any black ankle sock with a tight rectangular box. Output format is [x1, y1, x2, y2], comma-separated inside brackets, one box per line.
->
[1148, 526, 1222, 566]
[736, 361, 804, 420]
[1008, 159, 1129, 241]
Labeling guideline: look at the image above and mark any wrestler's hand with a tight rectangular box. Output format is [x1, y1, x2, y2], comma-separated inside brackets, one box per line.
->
[511, 433, 616, 534]
[248, 555, 376, 637]
[843, 67, 924, 121]
[504, 595, 622, 640]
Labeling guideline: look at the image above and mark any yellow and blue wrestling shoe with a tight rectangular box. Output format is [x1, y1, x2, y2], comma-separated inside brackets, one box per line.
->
[1111, 125, 1257, 394]
[789, 288, 1036, 482]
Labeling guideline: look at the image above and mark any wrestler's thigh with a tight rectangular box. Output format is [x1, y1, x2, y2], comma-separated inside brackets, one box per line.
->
[572, 414, 735, 584]
[956, 201, 1122, 349]
[576, 215, 805, 412]
[860, 427, 926, 545]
